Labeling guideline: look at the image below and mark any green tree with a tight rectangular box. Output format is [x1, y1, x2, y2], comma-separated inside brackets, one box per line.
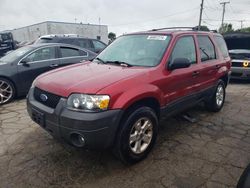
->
[236, 27, 250, 33]
[193, 25, 210, 31]
[108, 32, 116, 44]
[219, 23, 234, 34]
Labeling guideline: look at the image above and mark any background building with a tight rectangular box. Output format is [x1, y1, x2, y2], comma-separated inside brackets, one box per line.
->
[10, 21, 108, 44]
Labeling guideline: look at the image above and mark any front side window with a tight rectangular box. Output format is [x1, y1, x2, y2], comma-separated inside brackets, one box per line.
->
[26, 47, 56, 62]
[60, 47, 80, 57]
[169, 36, 197, 66]
[96, 34, 171, 67]
[198, 36, 216, 62]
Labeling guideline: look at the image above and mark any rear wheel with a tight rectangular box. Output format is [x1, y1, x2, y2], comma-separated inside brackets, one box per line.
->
[205, 80, 225, 112]
[0, 78, 15, 105]
[113, 106, 158, 164]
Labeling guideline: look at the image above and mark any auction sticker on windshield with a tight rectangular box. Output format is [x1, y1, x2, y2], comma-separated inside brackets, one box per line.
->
[147, 35, 167, 40]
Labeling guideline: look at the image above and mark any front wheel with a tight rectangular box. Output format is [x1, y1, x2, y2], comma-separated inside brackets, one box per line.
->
[205, 80, 226, 112]
[113, 106, 158, 164]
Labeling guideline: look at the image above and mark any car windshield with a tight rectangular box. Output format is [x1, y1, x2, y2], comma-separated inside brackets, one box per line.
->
[96, 34, 171, 67]
[0, 46, 33, 63]
[0, 33, 12, 42]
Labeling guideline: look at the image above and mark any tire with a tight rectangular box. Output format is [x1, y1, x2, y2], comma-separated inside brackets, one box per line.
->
[0, 78, 15, 105]
[205, 80, 226, 112]
[113, 106, 158, 164]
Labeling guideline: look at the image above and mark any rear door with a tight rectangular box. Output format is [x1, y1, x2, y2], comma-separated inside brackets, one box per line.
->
[17, 46, 59, 92]
[195, 35, 219, 92]
[162, 35, 200, 111]
[58, 46, 90, 67]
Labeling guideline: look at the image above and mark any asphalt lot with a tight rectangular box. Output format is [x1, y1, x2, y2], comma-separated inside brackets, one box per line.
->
[0, 82, 250, 188]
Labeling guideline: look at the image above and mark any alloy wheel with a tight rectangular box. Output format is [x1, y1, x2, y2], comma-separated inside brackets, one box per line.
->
[129, 117, 153, 154]
[0, 80, 13, 104]
[216, 85, 224, 107]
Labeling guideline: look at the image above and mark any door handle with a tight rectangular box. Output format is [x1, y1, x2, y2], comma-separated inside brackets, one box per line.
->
[192, 71, 200, 77]
[50, 64, 59, 68]
[214, 65, 221, 70]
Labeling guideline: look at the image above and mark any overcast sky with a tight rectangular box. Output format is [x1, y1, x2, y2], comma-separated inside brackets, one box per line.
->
[0, 0, 249, 36]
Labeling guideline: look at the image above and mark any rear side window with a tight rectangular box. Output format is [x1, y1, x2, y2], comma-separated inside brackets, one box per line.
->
[58, 38, 75, 45]
[60, 47, 80, 58]
[170, 36, 197, 64]
[197, 36, 216, 62]
[214, 36, 229, 58]
[77, 39, 92, 49]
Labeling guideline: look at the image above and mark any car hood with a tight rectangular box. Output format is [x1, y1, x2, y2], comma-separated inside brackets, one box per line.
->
[229, 49, 250, 60]
[35, 62, 149, 97]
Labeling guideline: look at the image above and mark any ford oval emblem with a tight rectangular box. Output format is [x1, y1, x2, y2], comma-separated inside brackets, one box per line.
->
[40, 94, 48, 102]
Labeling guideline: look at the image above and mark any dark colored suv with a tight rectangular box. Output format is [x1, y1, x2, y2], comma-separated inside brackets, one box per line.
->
[35, 34, 107, 53]
[224, 32, 250, 80]
[0, 32, 16, 57]
[27, 28, 231, 164]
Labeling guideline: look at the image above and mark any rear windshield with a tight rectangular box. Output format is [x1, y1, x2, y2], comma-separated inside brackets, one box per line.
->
[224, 37, 250, 50]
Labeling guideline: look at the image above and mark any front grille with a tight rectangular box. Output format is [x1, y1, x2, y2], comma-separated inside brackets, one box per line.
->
[232, 61, 250, 68]
[34, 87, 61, 108]
[232, 62, 243, 67]
[231, 72, 242, 77]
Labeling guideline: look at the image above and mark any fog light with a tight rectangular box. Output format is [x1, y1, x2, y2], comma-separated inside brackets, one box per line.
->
[70, 133, 85, 147]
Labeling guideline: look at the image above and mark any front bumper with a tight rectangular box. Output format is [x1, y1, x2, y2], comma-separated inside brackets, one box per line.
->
[27, 88, 124, 150]
[231, 67, 250, 80]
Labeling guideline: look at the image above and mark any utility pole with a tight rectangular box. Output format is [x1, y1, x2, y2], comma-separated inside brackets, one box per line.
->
[198, 0, 204, 30]
[220, 1, 230, 32]
[239, 20, 244, 29]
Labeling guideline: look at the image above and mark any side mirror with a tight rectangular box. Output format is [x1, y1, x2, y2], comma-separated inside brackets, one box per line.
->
[20, 59, 29, 66]
[168, 58, 191, 70]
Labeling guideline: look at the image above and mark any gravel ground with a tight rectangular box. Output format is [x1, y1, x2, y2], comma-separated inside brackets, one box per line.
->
[0, 82, 250, 188]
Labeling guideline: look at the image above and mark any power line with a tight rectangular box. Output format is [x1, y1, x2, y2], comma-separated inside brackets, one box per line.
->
[109, 7, 199, 27]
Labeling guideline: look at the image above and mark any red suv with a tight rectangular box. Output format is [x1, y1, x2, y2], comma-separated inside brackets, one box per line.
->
[27, 28, 231, 163]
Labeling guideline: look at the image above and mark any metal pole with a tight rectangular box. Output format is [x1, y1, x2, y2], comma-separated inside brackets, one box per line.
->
[198, 0, 204, 30]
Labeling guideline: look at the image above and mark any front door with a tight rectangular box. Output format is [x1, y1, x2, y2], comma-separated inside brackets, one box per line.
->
[17, 46, 59, 92]
[161, 35, 200, 114]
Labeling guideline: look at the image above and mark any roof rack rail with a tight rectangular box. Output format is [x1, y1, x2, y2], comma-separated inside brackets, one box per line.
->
[150, 27, 197, 31]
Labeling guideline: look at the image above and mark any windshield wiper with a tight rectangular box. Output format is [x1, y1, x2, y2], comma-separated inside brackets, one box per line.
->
[105, 60, 133, 67]
[95, 57, 106, 64]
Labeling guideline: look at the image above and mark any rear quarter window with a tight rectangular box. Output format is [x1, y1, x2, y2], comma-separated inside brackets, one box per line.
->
[214, 36, 229, 58]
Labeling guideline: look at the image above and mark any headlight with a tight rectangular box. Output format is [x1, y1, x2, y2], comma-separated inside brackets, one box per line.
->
[67, 94, 110, 111]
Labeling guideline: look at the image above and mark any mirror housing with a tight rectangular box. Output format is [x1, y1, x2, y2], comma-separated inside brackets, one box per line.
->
[20, 59, 29, 66]
[168, 58, 191, 70]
